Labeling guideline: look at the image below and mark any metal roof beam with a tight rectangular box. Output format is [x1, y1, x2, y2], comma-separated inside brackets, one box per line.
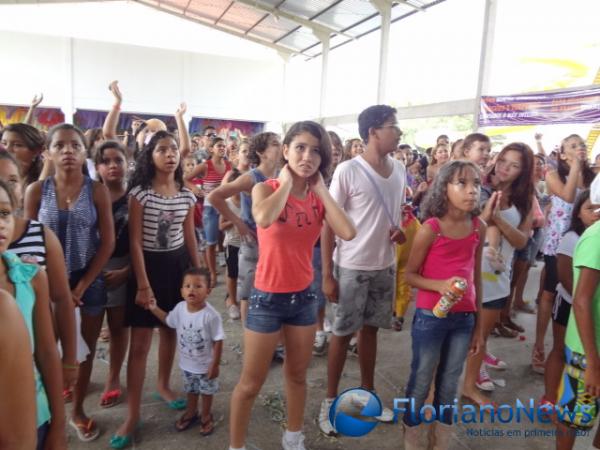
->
[215, 1, 235, 25]
[319, 99, 477, 126]
[0, 0, 121, 3]
[398, 0, 426, 12]
[234, 0, 355, 40]
[135, 0, 299, 57]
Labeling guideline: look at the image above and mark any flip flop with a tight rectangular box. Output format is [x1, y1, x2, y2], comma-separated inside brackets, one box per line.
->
[63, 388, 73, 403]
[502, 318, 525, 333]
[100, 389, 122, 408]
[109, 434, 132, 449]
[494, 323, 518, 338]
[514, 302, 536, 314]
[175, 412, 199, 432]
[69, 418, 100, 442]
[152, 393, 187, 410]
[109, 422, 140, 449]
[200, 414, 214, 436]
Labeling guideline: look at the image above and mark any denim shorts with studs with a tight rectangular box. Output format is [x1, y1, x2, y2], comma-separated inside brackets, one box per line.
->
[245, 286, 319, 333]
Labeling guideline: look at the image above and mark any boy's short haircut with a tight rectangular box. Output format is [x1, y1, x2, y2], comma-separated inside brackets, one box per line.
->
[358, 104, 397, 143]
[183, 267, 212, 286]
[463, 133, 490, 151]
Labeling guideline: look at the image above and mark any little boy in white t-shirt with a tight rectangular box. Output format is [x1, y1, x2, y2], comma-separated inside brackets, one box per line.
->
[149, 267, 224, 435]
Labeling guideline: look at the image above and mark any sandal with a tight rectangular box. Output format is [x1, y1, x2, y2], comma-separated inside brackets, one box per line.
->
[200, 413, 214, 436]
[532, 347, 545, 374]
[175, 412, 199, 432]
[153, 392, 187, 410]
[109, 434, 132, 449]
[514, 301, 536, 314]
[63, 387, 73, 403]
[494, 323, 518, 338]
[100, 389, 122, 408]
[502, 317, 524, 333]
[99, 327, 110, 342]
[69, 418, 100, 442]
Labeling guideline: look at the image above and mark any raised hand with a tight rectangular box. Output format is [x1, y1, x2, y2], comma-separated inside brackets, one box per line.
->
[176, 102, 187, 117]
[30, 93, 43, 108]
[108, 80, 122, 106]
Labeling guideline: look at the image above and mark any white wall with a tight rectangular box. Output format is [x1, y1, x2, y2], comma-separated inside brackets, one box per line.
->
[0, 30, 285, 123]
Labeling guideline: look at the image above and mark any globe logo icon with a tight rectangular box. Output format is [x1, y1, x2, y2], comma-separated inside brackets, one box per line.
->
[329, 388, 382, 437]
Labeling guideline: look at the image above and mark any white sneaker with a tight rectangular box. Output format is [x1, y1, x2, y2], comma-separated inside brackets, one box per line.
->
[218, 252, 226, 267]
[282, 431, 306, 450]
[228, 304, 241, 320]
[375, 406, 395, 423]
[312, 331, 327, 356]
[318, 398, 337, 436]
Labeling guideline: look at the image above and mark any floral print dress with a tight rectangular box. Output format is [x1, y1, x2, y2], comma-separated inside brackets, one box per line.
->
[542, 194, 575, 256]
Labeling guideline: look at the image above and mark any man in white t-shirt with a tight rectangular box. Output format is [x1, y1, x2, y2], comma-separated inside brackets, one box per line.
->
[319, 105, 407, 435]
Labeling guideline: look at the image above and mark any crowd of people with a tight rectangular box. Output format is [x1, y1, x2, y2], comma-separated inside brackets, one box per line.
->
[1, 82, 600, 450]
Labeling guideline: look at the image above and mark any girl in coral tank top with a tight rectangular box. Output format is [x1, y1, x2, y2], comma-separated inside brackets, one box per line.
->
[228, 121, 356, 450]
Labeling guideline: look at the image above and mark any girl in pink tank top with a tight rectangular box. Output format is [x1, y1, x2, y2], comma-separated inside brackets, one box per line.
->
[402, 161, 485, 445]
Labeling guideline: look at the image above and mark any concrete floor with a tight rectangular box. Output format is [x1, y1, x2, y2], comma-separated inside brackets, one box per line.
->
[69, 263, 598, 450]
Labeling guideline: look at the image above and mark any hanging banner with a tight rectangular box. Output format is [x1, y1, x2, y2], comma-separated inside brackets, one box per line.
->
[189, 118, 264, 141]
[0, 105, 65, 130]
[73, 110, 177, 132]
[479, 85, 600, 127]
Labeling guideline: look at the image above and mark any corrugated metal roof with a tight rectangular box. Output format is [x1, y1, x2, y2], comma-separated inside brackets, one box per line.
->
[9, 0, 447, 57]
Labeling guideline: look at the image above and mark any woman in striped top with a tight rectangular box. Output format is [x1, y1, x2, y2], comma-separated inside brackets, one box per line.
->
[185, 136, 231, 287]
[0, 151, 78, 399]
[111, 129, 200, 448]
[24, 123, 115, 442]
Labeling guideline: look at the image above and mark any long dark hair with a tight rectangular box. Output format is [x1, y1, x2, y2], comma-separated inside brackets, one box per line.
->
[421, 160, 481, 221]
[556, 134, 595, 187]
[566, 189, 591, 236]
[283, 121, 331, 177]
[485, 142, 534, 223]
[3, 123, 44, 186]
[127, 130, 183, 192]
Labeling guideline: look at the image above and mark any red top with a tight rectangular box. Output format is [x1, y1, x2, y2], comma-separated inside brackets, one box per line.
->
[203, 159, 231, 195]
[254, 179, 325, 293]
[415, 216, 480, 312]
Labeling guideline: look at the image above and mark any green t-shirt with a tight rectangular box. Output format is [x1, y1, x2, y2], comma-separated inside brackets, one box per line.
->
[565, 221, 600, 355]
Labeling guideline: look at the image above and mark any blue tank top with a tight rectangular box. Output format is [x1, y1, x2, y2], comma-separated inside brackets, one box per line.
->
[2, 252, 50, 427]
[240, 168, 267, 232]
[38, 176, 99, 273]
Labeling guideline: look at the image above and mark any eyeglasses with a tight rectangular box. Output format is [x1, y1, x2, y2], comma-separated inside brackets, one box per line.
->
[377, 125, 403, 136]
